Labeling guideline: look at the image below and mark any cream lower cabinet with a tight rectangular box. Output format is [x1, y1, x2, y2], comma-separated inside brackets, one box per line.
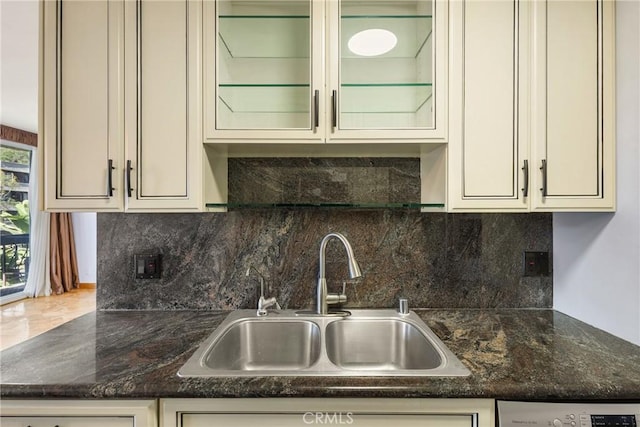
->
[160, 398, 495, 427]
[448, 0, 615, 212]
[0, 400, 156, 427]
[2, 417, 131, 427]
[42, 0, 201, 212]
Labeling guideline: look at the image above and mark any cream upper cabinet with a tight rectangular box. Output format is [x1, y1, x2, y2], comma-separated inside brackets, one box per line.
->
[123, 0, 202, 211]
[530, 0, 615, 211]
[42, 0, 202, 212]
[203, 0, 322, 142]
[448, 0, 615, 212]
[327, 0, 448, 142]
[203, 0, 448, 144]
[42, 0, 125, 211]
[448, 0, 530, 212]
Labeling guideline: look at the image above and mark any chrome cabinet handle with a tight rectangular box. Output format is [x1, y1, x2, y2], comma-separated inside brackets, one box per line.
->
[522, 159, 529, 197]
[313, 89, 319, 130]
[540, 159, 547, 197]
[126, 160, 133, 198]
[331, 90, 337, 130]
[107, 159, 115, 197]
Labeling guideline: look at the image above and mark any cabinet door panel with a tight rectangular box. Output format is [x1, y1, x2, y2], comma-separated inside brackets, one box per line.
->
[532, 0, 615, 211]
[0, 400, 155, 427]
[60, 1, 109, 198]
[183, 413, 472, 427]
[462, 0, 517, 198]
[138, 0, 188, 198]
[204, 0, 323, 142]
[448, 0, 528, 211]
[328, 0, 448, 141]
[124, 0, 201, 211]
[43, 0, 124, 211]
[545, 0, 598, 197]
[2, 417, 132, 427]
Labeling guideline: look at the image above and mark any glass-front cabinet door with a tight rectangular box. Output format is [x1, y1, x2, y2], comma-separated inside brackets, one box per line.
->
[204, 0, 324, 142]
[204, 0, 447, 143]
[327, 0, 448, 142]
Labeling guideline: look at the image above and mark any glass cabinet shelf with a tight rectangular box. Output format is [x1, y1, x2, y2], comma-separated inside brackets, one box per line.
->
[218, 15, 310, 59]
[341, 15, 432, 18]
[341, 83, 432, 113]
[217, 15, 432, 59]
[213, 158, 432, 210]
[218, 85, 310, 113]
[206, 202, 444, 210]
[217, 83, 431, 114]
[219, 84, 311, 87]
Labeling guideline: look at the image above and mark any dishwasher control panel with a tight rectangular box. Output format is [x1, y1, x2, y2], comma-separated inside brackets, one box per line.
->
[498, 401, 640, 427]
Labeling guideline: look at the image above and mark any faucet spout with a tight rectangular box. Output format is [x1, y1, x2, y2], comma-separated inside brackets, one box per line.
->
[316, 232, 362, 315]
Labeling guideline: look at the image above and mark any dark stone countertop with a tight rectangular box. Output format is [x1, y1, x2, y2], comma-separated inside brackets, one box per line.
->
[1, 309, 639, 400]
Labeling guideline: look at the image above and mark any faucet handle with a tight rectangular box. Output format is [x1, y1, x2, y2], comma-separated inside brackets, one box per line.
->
[326, 282, 350, 306]
[257, 296, 280, 317]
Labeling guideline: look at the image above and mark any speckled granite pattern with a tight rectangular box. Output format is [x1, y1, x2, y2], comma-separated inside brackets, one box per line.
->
[97, 212, 552, 310]
[1, 310, 639, 399]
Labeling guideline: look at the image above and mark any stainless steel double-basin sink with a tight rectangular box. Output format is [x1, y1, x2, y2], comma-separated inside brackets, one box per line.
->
[178, 309, 470, 377]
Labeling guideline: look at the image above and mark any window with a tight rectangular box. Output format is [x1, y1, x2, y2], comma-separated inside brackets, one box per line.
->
[0, 144, 32, 299]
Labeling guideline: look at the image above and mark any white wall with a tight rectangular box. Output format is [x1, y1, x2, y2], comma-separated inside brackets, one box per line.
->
[0, 0, 39, 132]
[2, 2, 98, 286]
[553, 0, 640, 346]
[72, 213, 97, 284]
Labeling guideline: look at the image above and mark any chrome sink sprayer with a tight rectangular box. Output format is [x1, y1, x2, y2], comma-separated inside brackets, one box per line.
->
[316, 232, 362, 315]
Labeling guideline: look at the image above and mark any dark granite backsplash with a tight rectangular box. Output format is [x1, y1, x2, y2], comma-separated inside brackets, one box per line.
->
[97, 212, 552, 310]
[229, 158, 421, 204]
[97, 158, 552, 310]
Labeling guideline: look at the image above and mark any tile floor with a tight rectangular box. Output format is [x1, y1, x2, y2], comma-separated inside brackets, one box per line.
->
[0, 288, 96, 351]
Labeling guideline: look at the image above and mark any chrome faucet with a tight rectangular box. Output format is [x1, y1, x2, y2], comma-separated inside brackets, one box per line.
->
[246, 265, 280, 316]
[316, 232, 362, 315]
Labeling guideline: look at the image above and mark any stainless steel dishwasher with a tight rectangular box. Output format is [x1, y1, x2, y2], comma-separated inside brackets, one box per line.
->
[498, 401, 640, 427]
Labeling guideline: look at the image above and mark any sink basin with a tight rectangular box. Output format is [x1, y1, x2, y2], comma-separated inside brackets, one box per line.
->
[203, 320, 321, 371]
[325, 319, 442, 370]
[178, 309, 470, 377]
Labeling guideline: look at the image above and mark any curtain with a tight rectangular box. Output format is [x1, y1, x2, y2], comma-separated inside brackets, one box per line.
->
[24, 149, 51, 298]
[49, 213, 79, 294]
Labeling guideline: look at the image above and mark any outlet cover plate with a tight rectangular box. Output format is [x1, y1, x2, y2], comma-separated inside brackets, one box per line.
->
[135, 254, 162, 279]
[523, 251, 550, 277]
